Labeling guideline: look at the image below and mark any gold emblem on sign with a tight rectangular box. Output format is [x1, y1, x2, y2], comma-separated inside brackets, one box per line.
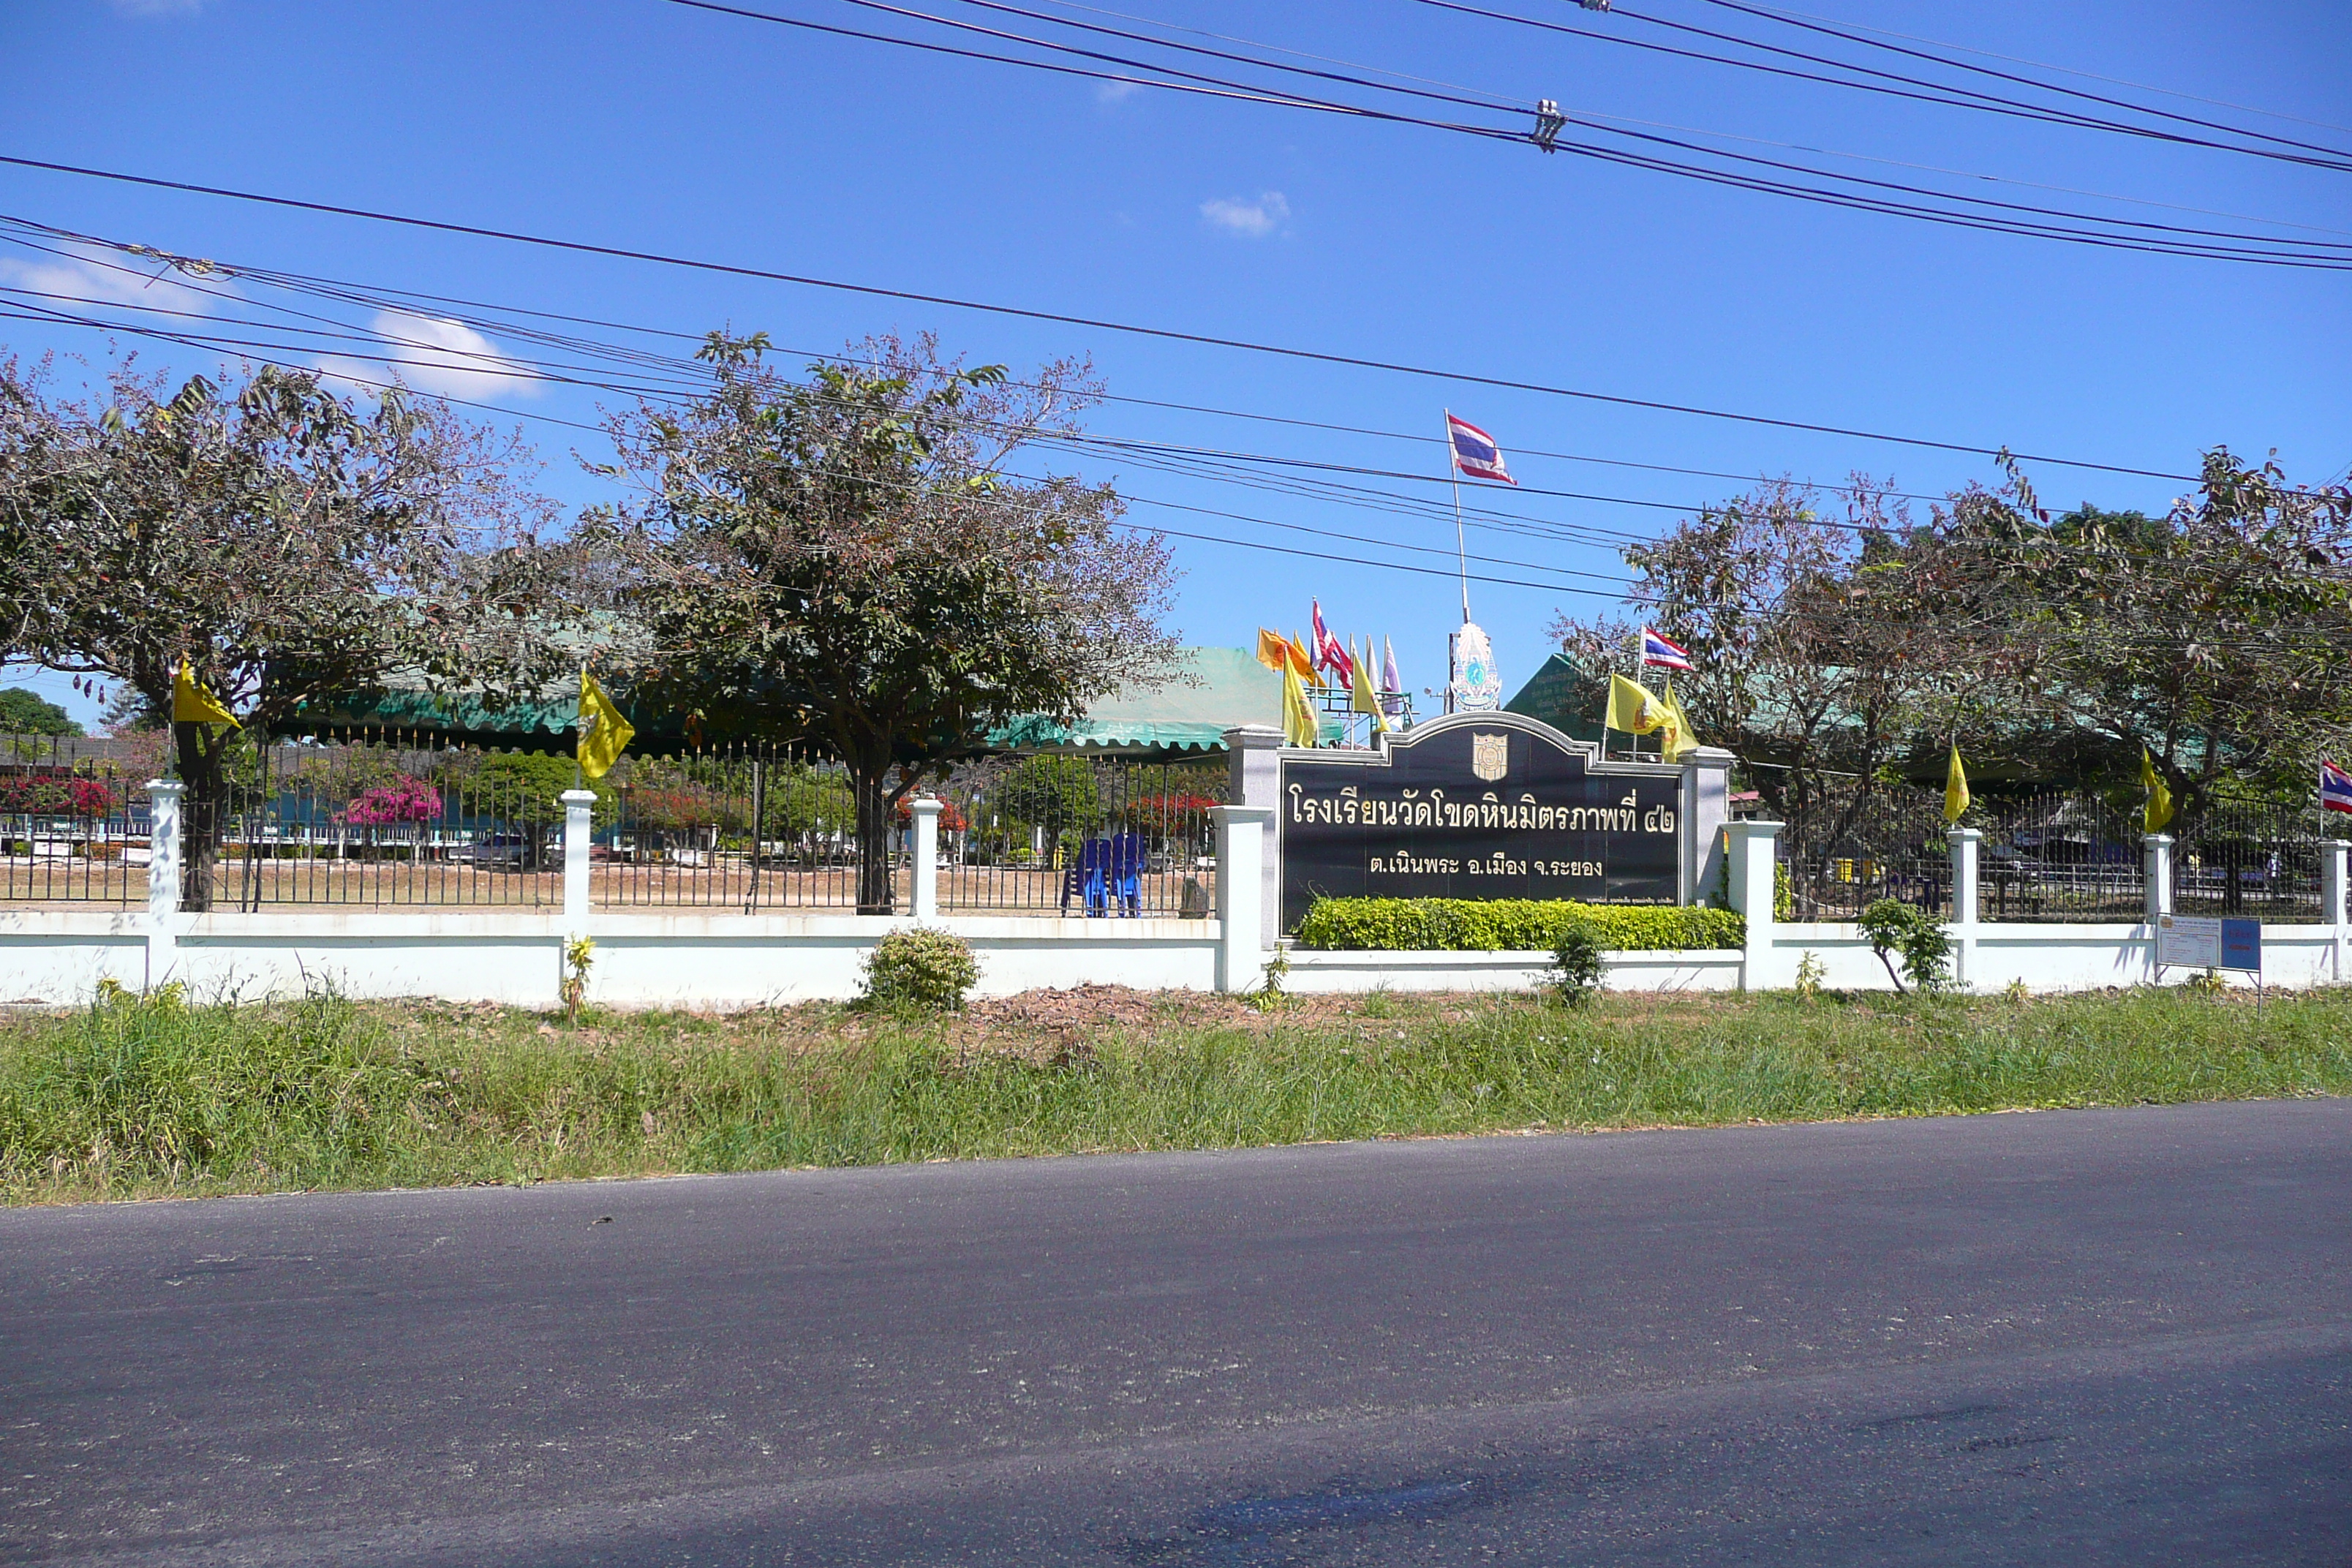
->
[1471, 733, 1509, 783]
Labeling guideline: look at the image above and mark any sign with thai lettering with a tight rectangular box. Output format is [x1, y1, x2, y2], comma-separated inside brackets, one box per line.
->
[1279, 715, 1681, 930]
[2157, 914, 2261, 973]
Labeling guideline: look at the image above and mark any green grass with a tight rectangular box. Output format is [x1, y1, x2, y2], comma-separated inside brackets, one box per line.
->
[4, 983, 2349, 1205]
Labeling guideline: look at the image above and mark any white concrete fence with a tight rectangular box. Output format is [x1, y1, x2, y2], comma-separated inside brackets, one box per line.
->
[0, 780, 2344, 1009]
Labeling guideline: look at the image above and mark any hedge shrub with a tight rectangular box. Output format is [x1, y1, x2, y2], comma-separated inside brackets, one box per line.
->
[1292, 897, 1744, 952]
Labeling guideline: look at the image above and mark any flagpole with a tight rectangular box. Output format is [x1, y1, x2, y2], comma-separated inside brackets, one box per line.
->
[1443, 408, 1470, 625]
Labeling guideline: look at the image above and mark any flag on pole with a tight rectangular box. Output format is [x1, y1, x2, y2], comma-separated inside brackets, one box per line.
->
[172, 658, 238, 727]
[1286, 632, 1325, 687]
[1281, 661, 1319, 747]
[2140, 747, 2175, 834]
[1350, 638, 1389, 734]
[1640, 627, 1694, 671]
[1310, 600, 1355, 685]
[1658, 679, 1697, 761]
[2323, 758, 2352, 815]
[1382, 636, 1403, 717]
[1254, 627, 1291, 676]
[1944, 742, 1971, 825]
[1445, 414, 1515, 486]
[1604, 673, 1668, 737]
[578, 669, 636, 781]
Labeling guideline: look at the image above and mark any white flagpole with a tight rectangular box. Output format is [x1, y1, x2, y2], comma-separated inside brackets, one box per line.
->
[1443, 409, 1470, 625]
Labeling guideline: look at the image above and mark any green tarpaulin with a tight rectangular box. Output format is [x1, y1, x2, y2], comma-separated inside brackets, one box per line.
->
[296, 646, 1320, 755]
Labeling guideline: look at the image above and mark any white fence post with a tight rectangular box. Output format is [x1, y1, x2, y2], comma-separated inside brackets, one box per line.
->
[2143, 833, 2174, 985]
[1222, 725, 1286, 952]
[144, 778, 183, 992]
[1212, 804, 1273, 994]
[1948, 826, 1980, 993]
[1681, 746, 1734, 905]
[561, 789, 595, 932]
[907, 796, 943, 920]
[2326, 840, 2349, 984]
[1725, 819, 1782, 991]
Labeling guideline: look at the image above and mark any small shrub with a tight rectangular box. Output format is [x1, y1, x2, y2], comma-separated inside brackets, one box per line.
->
[1793, 950, 1826, 1000]
[1550, 921, 1605, 1005]
[1858, 899, 1951, 994]
[1293, 897, 1742, 952]
[561, 936, 595, 1021]
[862, 927, 979, 1012]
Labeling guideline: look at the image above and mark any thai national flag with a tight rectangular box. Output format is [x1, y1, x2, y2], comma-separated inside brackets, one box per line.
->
[1446, 413, 1515, 486]
[1640, 627, 1694, 671]
[1311, 598, 1354, 685]
[2323, 758, 2352, 815]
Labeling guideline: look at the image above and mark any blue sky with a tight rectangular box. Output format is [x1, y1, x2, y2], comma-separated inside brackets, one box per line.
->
[2, 0, 2346, 729]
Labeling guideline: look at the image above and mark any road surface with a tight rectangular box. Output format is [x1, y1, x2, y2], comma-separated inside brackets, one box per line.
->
[4, 1100, 2349, 1564]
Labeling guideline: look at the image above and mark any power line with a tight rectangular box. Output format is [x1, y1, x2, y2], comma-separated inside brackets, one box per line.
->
[0, 298, 1637, 598]
[1680, 0, 2352, 163]
[0, 215, 2006, 508]
[0, 153, 2203, 480]
[1505, 0, 2352, 175]
[675, 0, 2352, 268]
[1697, 0, 2352, 137]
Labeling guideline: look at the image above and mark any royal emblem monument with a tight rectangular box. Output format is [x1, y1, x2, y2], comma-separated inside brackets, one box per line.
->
[1224, 713, 1733, 941]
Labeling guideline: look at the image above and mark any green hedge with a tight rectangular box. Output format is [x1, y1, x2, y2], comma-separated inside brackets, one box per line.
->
[1293, 897, 1744, 952]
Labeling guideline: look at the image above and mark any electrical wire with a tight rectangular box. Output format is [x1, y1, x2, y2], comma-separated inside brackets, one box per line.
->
[1680, 0, 2352, 163]
[0, 154, 2205, 480]
[675, 0, 2352, 267]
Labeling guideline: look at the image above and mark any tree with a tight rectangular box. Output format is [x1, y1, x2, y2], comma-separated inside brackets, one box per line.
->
[1919, 451, 2352, 832]
[591, 333, 1179, 912]
[0, 687, 80, 736]
[0, 355, 565, 908]
[1551, 475, 1950, 851]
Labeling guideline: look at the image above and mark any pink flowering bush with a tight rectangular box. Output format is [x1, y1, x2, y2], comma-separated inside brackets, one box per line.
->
[339, 775, 443, 826]
[0, 774, 114, 816]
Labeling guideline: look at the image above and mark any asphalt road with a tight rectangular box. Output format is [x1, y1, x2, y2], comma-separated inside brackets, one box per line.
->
[5, 1100, 2349, 1566]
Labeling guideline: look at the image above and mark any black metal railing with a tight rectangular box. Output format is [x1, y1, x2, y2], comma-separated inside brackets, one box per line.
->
[0, 733, 158, 905]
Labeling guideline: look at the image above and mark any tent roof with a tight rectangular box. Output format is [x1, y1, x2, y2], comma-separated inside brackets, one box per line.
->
[990, 646, 1301, 753]
[295, 645, 1306, 755]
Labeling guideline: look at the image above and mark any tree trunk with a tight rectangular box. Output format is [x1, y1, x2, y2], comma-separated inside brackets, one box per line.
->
[851, 761, 896, 915]
[173, 720, 232, 913]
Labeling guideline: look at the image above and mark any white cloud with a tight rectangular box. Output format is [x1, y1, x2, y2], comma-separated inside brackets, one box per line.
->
[0, 243, 227, 317]
[1199, 191, 1289, 238]
[1094, 79, 1142, 105]
[108, 0, 206, 15]
[319, 312, 542, 404]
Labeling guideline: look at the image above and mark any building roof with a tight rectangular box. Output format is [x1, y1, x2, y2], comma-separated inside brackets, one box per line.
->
[295, 646, 1325, 756]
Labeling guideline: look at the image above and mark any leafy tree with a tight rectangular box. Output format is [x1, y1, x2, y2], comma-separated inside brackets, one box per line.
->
[0, 355, 565, 908]
[992, 754, 1104, 837]
[590, 333, 1178, 911]
[0, 686, 80, 736]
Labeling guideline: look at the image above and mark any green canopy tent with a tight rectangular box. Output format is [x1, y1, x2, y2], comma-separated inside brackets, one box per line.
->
[295, 646, 1333, 758]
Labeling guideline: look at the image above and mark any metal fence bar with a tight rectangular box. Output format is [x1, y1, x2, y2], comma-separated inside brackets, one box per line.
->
[0, 732, 156, 907]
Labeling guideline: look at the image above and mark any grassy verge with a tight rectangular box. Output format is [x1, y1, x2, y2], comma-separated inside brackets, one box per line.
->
[4, 983, 2349, 1205]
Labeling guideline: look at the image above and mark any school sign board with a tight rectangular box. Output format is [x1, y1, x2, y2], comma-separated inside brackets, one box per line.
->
[2156, 915, 2262, 974]
[1278, 713, 1683, 931]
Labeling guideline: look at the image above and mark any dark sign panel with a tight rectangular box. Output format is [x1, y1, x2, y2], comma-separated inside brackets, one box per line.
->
[1280, 717, 1681, 930]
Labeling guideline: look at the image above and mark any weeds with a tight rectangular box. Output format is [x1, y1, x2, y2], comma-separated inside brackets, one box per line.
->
[2, 984, 2347, 1205]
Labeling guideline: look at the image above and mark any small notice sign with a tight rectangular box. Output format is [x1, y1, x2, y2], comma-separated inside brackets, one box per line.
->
[2157, 915, 2262, 974]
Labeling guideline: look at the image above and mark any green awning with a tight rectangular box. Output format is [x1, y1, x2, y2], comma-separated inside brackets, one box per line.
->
[298, 645, 1328, 755]
[990, 646, 1335, 753]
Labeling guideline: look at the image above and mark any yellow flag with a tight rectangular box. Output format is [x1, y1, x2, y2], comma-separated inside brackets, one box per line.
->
[1254, 627, 1291, 676]
[1658, 679, 1698, 761]
[1943, 742, 1970, 824]
[1286, 632, 1325, 688]
[1281, 661, 1319, 747]
[172, 658, 238, 727]
[578, 669, 636, 780]
[1349, 638, 1389, 733]
[2141, 747, 2174, 834]
[1605, 673, 1666, 736]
